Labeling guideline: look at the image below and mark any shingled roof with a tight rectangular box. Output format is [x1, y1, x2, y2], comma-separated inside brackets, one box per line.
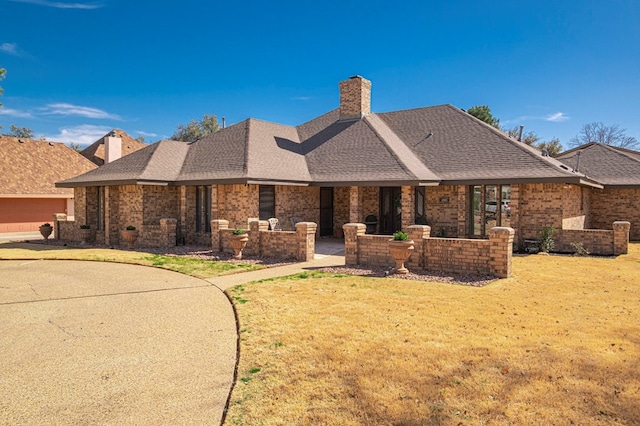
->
[58, 77, 602, 189]
[557, 143, 640, 188]
[0, 136, 97, 196]
[80, 129, 147, 166]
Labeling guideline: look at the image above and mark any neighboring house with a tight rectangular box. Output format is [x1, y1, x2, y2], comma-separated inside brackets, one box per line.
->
[557, 143, 640, 241]
[81, 129, 147, 166]
[0, 137, 97, 232]
[58, 76, 630, 250]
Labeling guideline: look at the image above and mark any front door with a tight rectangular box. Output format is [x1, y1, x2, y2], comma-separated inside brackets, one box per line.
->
[379, 187, 402, 234]
[319, 187, 334, 237]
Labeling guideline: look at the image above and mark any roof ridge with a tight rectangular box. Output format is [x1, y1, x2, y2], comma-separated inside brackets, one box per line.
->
[365, 114, 440, 182]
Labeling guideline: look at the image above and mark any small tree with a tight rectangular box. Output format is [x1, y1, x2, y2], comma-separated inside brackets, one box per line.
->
[171, 113, 220, 143]
[134, 135, 146, 144]
[537, 138, 563, 157]
[467, 105, 500, 129]
[7, 124, 34, 139]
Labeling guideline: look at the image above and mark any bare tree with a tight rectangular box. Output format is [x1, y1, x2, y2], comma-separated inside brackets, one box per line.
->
[570, 122, 638, 150]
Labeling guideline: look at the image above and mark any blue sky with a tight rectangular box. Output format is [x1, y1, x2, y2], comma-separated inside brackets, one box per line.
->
[1, 0, 638, 149]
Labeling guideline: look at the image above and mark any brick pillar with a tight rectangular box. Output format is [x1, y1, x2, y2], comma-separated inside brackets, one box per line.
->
[488, 227, 515, 278]
[246, 220, 269, 256]
[211, 185, 218, 220]
[349, 186, 362, 223]
[407, 225, 430, 270]
[159, 218, 177, 248]
[401, 186, 415, 231]
[613, 221, 631, 255]
[53, 213, 67, 241]
[179, 185, 187, 244]
[343, 223, 366, 266]
[457, 186, 467, 237]
[104, 186, 111, 246]
[211, 219, 229, 252]
[296, 222, 317, 261]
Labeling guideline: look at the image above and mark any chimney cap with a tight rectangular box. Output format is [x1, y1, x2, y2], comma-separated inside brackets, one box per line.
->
[349, 75, 364, 79]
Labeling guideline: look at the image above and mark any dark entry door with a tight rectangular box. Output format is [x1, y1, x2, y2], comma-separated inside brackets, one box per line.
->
[379, 187, 402, 234]
[319, 187, 334, 237]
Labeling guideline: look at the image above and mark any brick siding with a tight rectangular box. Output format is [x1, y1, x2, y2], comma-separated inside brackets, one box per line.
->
[590, 188, 640, 241]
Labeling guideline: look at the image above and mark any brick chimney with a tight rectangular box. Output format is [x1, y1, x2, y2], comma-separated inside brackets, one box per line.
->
[339, 75, 371, 120]
[104, 131, 122, 164]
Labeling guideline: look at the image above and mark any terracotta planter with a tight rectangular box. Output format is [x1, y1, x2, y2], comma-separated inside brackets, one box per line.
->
[79, 228, 94, 245]
[229, 234, 249, 259]
[121, 229, 139, 248]
[39, 225, 53, 241]
[388, 239, 415, 274]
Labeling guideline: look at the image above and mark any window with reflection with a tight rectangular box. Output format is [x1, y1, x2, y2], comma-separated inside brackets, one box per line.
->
[469, 185, 510, 237]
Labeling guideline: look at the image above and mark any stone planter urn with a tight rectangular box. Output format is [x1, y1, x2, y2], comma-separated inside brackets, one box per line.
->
[388, 238, 415, 275]
[39, 224, 53, 241]
[121, 227, 139, 248]
[229, 232, 249, 260]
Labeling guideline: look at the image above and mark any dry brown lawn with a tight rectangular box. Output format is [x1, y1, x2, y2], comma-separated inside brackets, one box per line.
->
[227, 245, 640, 425]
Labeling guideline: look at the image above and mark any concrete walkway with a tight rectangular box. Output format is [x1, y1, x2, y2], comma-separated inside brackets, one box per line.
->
[206, 239, 345, 290]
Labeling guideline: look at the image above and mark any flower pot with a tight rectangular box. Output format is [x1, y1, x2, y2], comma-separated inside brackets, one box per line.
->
[388, 239, 415, 274]
[39, 225, 53, 241]
[121, 229, 139, 248]
[230, 234, 249, 259]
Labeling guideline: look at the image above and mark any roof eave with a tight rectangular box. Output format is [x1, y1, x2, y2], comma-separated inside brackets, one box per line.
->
[439, 176, 603, 189]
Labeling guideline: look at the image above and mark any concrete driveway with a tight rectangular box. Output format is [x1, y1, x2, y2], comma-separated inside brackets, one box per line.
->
[0, 260, 236, 425]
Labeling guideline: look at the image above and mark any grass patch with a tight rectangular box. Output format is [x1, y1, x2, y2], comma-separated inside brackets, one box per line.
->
[0, 242, 262, 278]
[226, 244, 640, 425]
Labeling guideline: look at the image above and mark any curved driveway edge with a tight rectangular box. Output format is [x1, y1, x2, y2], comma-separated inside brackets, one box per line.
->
[0, 260, 236, 425]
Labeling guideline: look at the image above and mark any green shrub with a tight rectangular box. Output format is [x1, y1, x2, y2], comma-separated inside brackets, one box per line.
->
[393, 231, 409, 241]
[126, 225, 136, 231]
[233, 229, 247, 235]
[539, 226, 555, 253]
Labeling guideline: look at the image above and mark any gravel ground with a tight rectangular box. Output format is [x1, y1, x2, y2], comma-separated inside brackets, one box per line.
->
[318, 265, 496, 287]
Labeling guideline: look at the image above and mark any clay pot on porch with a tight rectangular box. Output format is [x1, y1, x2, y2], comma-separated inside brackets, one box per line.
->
[39, 223, 53, 241]
[121, 227, 139, 248]
[388, 237, 415, 275]
[229, 232, 249, 260]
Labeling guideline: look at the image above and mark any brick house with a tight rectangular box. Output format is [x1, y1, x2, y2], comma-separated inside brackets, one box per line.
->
[57, 76, 631, 251]
[557, 142, 640, 241]
[0, 136, 97, 232]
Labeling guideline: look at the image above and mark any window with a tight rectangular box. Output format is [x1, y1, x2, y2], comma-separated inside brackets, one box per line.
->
[469, 184, 510, 237]
[415, 186, 426, 224]
[259, 185, 275, 220]
[195, 186, 212, 233]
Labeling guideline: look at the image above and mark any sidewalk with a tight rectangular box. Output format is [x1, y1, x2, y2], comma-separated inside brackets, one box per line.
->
[207, 252, 345, 290]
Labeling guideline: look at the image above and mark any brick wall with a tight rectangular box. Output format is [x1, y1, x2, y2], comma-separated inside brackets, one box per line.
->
[275, 185, 319, 230]
[344, 223, 515, 278]
[591, 188, 640, 241]
[211, 219, 317, 261]
[555, 221, 630, 255]
[143, 186, 179, 225]
[426, 185, 460, 237]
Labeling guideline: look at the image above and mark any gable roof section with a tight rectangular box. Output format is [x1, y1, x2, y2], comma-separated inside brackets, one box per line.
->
[80, 129, 146, 166]
[378, 105, 596, 186]
[58, 140, 189, 187]
[557, 143, 640, 187]
[0, 136, 97, 196]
